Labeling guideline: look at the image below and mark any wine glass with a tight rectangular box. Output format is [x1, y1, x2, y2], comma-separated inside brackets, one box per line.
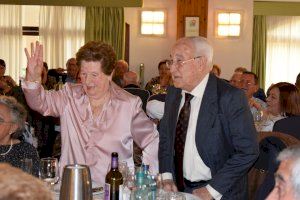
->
[40, 157, 59, 188]
[125, 169, 136, 191]
[167, 192, 186, 200]
[253, 110, 263, 122]
[21, 158, 33, 175]
[118, 161, 128, 182]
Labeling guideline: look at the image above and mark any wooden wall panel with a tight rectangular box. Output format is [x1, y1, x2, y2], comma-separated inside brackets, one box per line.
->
[177, 0, 208, 39]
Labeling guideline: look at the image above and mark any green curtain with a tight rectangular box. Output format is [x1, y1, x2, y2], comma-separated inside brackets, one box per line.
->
[85, 7, 124, 60]
[252, 15, 266, 90]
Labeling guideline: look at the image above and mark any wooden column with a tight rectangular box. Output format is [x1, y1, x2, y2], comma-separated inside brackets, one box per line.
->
[177, 0, 208, 39]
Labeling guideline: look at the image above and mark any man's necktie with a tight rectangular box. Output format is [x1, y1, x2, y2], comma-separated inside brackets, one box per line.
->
[174, 93, 194, 191]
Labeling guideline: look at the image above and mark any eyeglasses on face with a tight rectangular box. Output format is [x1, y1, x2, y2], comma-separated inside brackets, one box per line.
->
[165, 56, 202, 69]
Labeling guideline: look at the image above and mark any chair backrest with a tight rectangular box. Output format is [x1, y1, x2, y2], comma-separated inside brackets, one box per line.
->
[248, 131, 300, 200]
[258, 131, 300, 146]
[148, 93, 166, 102]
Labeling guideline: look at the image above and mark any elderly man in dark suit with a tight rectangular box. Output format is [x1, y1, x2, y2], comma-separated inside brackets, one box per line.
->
[158, 36, 259, 200]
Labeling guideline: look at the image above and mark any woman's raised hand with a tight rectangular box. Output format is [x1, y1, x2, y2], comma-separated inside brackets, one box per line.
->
[24, 41, 43, 83]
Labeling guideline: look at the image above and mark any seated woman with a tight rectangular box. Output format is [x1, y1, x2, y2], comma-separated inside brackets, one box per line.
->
[0, 59, 17, 95]
[273, 84, 300, 139]
[22, 41, 159, 185]
[0, 96, 39, 177]
[256, 82, 299, 132]
[145, 60, 172, 94]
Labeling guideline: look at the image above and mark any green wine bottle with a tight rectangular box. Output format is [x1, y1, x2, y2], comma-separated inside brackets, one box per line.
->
[105, 152, 123, 200]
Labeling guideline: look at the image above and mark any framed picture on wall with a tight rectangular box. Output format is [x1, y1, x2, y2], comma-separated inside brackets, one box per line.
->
[184, 16, 200, 37]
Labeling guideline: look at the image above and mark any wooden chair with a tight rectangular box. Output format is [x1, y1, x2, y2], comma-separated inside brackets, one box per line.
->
[248, 131, 300, 200]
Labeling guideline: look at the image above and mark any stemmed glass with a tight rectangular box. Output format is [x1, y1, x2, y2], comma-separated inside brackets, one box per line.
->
[118, 161, 128, 183]
[167, 192, 186, 200]
[40, 157, 59, 188]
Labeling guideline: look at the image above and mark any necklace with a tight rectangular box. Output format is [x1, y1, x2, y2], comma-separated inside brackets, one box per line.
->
[0, 139, 13, 156]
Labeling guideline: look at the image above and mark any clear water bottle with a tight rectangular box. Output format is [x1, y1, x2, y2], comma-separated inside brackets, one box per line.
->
[148, 175, 157, 200]
[134, 168, 148, 200]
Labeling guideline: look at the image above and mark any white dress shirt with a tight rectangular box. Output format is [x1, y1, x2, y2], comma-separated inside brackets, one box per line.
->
[163, 73, 222, 200]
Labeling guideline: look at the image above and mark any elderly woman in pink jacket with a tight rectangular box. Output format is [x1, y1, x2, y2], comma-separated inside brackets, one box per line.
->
[22, 41, 159, 185]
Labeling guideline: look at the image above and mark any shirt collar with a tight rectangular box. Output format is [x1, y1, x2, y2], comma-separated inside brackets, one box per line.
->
[182, 73, 209, 98]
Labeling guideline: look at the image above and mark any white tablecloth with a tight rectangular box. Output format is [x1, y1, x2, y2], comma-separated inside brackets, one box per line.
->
[54, 191, 199, 200]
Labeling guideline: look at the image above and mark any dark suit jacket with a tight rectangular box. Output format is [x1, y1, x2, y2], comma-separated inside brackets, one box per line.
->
[273, 116, 300, 140]
[159, 74, 259, 199]
[124, 86, 150, 112]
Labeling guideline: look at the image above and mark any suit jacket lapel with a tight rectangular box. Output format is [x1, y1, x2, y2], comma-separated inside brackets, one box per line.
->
[195, 74, 218, 162]
[169, 88, 182, 145]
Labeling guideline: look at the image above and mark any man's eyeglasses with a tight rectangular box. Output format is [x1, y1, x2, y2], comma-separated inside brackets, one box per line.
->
[166, 56, 202, 69]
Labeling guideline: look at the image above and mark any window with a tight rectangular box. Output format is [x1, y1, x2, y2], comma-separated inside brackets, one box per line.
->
[140, 10, 166, 36]
[265, 16, 300, 90]
[216, 11, 241, 37]
[21, 6, 40, 78]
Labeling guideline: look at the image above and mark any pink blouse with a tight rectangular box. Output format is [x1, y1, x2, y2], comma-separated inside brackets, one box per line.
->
[22, 81, 159, 184]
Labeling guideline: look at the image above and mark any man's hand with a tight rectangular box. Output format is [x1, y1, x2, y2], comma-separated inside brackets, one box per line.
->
[162, 179, 178, 192]
[192, 187, 213, 200]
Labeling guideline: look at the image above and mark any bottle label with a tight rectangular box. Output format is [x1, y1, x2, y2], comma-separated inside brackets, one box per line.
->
[104, 183, 110, 200]
[119, 184, 123, 200]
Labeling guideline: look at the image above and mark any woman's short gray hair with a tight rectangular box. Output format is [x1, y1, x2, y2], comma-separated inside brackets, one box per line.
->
[0, 96, 27, 138]
[277, 145, 300, 199]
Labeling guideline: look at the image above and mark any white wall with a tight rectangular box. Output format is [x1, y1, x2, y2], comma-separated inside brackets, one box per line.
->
[124, 0, 177, 86]
[125, 0, 253, 83]
[207, 0, 254, 80]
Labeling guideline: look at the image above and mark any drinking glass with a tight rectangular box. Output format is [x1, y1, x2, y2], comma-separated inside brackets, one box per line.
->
[40, 157, 59, 187]
[21, 158, 33, 175]
[167, 192, 186, 200]
[253, 110, 263, 122]
[125, 169, 135, 191]
[118, 161, 128, 182]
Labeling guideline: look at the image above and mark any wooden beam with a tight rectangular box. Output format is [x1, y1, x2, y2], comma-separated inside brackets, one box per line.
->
[0, 0, 143, 7]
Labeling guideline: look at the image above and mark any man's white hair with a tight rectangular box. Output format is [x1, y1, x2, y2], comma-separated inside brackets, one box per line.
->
[176, 36, 213, 69]
[277, 146, 300, 199]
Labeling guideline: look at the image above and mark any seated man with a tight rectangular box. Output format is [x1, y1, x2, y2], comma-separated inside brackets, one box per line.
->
[123, 71, 150, 112]
[242, 71, 266, 115]
[123, 71, 140, 88]
[0, 59, 17, 95]
[65, 58, 79, 83]
[266, 146, 300, 200]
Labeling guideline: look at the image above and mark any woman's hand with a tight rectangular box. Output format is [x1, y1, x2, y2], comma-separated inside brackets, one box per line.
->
[24, 41, 43, 83]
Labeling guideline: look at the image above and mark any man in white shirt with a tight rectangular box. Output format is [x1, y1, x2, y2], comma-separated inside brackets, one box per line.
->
[158, 36, 259, 200]
[242, 71, 267, 115]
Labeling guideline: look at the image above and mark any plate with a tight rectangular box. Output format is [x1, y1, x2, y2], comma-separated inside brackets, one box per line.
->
[53, 182, 103, 195]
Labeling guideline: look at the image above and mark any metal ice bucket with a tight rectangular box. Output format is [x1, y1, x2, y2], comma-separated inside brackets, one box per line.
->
[59, 164, 92, 200]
